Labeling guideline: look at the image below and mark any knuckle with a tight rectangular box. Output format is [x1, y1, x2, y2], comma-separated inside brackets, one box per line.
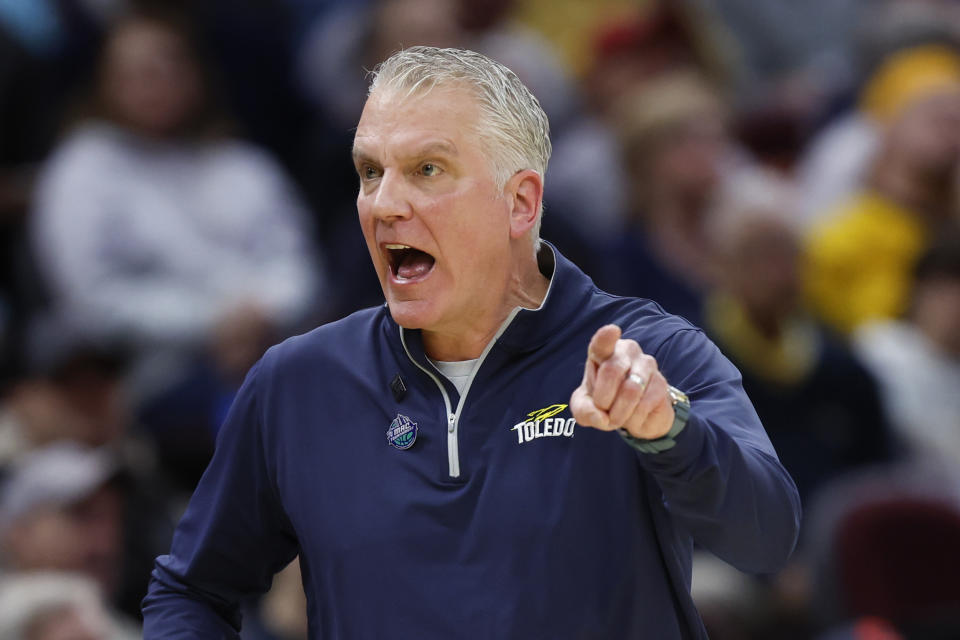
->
[620, 381, 643, 404]
[623, 339, 641, 357]
[598, 360, 626, 383]
[635, 384, 658, 409]
[650, 372, 668, 393]
[640, 378, 668, 410]
[569, 400, 582, 415]
[624, 372, 644, 390]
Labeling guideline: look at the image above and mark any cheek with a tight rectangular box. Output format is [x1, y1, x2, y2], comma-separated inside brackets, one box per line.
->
[928, 289, 960, 328]
[356, 204, 378, 250]
[21, 515, 82, 566]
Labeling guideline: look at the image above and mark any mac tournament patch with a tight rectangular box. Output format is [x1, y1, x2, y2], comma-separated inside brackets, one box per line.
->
[386, 414, 418, 450]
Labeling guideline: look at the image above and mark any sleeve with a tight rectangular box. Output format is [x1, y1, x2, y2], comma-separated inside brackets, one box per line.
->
[628, 327, 802, 574]
[141, 359, 299, 637]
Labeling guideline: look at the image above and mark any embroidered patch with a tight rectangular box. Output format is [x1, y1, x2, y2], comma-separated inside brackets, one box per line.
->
[386, 414, 418, 450]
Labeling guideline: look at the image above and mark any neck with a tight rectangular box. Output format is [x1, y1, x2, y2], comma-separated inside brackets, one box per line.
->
[743, 306, 785, 341]
[422, 244, 549, 361]
[422, 323, 505, 362]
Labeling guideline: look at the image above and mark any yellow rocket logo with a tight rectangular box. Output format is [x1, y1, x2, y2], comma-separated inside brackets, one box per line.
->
[511, 404, 576, 444]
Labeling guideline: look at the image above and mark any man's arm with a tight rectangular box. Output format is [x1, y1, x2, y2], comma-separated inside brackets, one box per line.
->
[142, 359, 299, 637]
[571, 324, 801, 574]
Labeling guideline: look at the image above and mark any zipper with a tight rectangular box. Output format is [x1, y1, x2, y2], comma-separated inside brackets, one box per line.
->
[400, 309, 520, 478]
[400, 335, 457, 474]
[446, 412, 457, 476]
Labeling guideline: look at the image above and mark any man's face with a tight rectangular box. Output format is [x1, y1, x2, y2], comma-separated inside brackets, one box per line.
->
[3, 486, 123, 596]
[888, 89, 960, 179]
[353, 86, 514, 335]
[650, 116, 728, 206]
[913, 275, 960, 357]
[725, 217, 801, 321]
[103, 21, 202, 137]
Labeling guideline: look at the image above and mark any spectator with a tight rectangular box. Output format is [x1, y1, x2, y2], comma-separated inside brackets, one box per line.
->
[853, 234, 960, 467]
[804, 44, 960, 335]
[698, 170, 895, 640]
[0, 571, 138, 640]
[705, 170, 893, 507]
[296, 0, 574, 148]
[30, 8, 324, 367]
[594, 70, 740, 326]
[0, 0, 106, 384]
[796, 1, 960, 222]
[0, 444, 134, 625]
[0, 322, 129, 467]
[546, 3, 735, 243]
[704, 0, 863, 97]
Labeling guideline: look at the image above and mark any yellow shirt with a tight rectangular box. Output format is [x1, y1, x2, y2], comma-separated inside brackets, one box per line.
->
[804, 191, 927, 335]
[704, 294, 819, 386]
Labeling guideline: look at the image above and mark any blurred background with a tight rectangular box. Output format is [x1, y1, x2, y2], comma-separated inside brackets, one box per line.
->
[1, 0, 960, 638]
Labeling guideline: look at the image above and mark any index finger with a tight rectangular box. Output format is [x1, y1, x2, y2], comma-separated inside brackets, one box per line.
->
[588, 324, 622, 365]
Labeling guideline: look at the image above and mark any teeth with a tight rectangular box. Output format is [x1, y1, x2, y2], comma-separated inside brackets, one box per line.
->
[384, 244, 411, 250]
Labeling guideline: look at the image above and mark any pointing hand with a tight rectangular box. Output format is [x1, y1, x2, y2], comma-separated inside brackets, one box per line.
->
[570, 324, 674, 440]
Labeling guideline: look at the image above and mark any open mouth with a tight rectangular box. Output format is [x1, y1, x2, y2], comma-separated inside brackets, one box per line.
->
[384, 243, 436, 282]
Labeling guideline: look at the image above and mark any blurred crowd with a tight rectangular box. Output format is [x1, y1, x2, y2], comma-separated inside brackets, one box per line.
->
[1, 0, 960, 638]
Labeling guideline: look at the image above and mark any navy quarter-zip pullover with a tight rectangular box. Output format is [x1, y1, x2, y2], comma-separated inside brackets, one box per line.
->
[143, 245, 801, 639]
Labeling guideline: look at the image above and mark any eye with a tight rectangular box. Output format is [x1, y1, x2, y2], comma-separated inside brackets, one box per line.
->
[360, 165, 381, 181]
[419, 163, 441, 177]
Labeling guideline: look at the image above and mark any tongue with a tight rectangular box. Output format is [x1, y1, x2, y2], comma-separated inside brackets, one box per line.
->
[396, 250, 435, 280]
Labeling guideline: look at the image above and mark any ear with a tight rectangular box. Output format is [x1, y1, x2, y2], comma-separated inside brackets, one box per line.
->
[506, 169, 543, 240]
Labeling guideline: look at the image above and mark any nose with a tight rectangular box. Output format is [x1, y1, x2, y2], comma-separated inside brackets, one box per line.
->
[366, 170, 413, 223]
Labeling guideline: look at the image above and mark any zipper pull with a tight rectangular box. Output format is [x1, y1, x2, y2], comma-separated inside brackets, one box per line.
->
[447, 413, 456, 433]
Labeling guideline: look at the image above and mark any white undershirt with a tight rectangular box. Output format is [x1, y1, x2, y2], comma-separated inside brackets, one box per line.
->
[430, 358, 479, 395]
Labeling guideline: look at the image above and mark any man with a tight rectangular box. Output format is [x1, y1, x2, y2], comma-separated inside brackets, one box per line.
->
[142, 47, 800, 638]
[804, 44, 960, 335]
[0, 443, 141, 638]
[853, 234, 960, 466]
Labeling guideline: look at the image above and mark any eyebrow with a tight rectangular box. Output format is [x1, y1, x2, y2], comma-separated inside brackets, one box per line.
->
[415, 141, 458, 158]
[351, 140, 459, 163]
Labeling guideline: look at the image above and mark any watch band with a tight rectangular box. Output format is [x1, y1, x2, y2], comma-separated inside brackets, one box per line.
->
[618, 385, 691, 454]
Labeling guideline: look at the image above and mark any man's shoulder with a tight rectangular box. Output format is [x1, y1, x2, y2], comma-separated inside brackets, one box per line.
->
[545, 246, 701, 351]
[261, 305, 390, 374]
[588, 287, 702, 349]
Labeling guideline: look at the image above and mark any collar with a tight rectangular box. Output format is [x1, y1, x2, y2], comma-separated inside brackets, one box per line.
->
[704, 292, 820, 385]
[386, 241, 597, 361]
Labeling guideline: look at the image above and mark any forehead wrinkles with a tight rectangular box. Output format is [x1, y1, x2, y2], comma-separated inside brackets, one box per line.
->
[355, 87, 488, 160]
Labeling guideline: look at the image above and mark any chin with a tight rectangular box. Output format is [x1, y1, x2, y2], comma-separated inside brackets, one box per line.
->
[384, 296, 441, 331]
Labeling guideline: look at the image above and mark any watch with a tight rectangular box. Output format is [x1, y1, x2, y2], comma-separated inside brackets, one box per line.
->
[618, 385, 691, 454]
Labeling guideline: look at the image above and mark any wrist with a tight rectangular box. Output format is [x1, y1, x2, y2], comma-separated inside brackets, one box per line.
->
[618, 386, 690, 454]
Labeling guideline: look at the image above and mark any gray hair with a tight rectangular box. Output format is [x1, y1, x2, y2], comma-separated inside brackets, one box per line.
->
[368, 46, 551, 246]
